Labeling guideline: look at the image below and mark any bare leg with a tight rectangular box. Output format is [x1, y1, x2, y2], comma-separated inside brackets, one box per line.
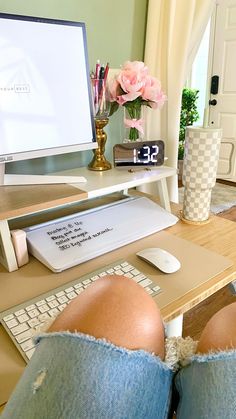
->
[49, 275, 165, 359]
[197, 302, 236, 353]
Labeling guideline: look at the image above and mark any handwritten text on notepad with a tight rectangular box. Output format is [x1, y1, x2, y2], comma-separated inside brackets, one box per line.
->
[46, 221, 113, 251]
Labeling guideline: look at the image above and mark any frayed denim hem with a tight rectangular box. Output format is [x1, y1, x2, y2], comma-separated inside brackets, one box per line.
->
[175, 348, 236, 419]
[190, 348, 236, 362]
[2, 331, 175, 419]
[34, 330, 173, 372]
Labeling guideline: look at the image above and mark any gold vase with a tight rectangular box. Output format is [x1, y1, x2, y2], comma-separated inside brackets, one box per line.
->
[88, 118, 112, 171]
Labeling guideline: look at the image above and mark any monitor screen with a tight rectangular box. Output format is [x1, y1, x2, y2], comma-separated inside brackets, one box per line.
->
[0, 13, 96, 164]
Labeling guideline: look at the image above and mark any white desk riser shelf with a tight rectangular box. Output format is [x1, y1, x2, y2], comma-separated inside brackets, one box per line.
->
[0, 165, 176, 272]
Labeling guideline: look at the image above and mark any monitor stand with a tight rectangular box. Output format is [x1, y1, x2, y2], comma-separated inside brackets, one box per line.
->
[0, 164, 87, 186]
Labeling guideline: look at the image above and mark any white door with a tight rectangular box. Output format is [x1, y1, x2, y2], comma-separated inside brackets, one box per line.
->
[209, 0, 236, 181]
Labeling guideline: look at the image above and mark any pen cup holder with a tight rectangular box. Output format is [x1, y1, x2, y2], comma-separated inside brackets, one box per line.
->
[88, 118, 112, 171]
[88, 78, 112, 171]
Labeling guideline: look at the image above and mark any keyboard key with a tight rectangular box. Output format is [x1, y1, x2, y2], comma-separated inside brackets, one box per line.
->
[3, 314, 14, 322]
[65, 287, 74, 293]
[82, 279, 91, 285]
[49, 308, 59, 317]
[106, 269, 114, 274]
[152, 285, 161, 292]
[133, 273, 146, 283]
[139, 278, 152, 288]
[26, 347, 36, 360]
[114, 270, 124, 276]
[99, 272, 107, 277]
[15, 309, 26, 317]
[145, 288, 154, 295]
[56, 291, 65, 297]
[36, 300, 46, 307]
[26, 304, 36, 312]
[90, 275, 99, 281]
[131, 269, 140, 276]
[16, 329, 34, 344]
[122, 265, 133, 273]
[46, 295, 56, 302]
[38, 313, 50, 322]
[67, 291, 77, 300]
[48, 300, 59, 308]
[121, 261, 129, 267]
[75, 288, 84, 295]
[58, 296, 68, 304]
[124, 272, 133, 278]
[20, 339, 35, 352]
[6, 319, 18, 329]
[28, 318, 40, 328]
[28, 309, 40, 318]
[38, 304, 50, 313]
[74, 283, 83, 289]
[18, 314, 30, 323]
[11, 323, 29, 336]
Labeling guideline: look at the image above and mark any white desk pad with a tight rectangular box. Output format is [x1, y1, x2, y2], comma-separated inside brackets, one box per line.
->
[24, 196, 178, 272]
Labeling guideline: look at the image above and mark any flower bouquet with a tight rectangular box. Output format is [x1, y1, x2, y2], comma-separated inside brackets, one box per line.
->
[109, 61, 166, 141]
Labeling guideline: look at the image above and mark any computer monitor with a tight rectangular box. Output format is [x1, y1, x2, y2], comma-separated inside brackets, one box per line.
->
[0, 13, 97, 185]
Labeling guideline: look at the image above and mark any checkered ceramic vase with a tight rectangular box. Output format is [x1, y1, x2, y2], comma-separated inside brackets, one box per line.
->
[182, 127, 222, 221]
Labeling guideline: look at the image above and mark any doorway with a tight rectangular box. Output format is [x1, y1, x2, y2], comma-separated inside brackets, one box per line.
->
[189, 0, 236, 183]
[208, 0, 236, 181]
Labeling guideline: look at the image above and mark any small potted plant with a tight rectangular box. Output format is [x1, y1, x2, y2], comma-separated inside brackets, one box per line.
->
[178, 87, 199, 179]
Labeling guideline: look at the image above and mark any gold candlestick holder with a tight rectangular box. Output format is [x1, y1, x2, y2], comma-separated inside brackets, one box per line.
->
[88, 118, 112, 171]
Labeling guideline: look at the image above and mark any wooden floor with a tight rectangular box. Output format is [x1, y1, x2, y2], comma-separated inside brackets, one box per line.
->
[183, 203, 236, 340]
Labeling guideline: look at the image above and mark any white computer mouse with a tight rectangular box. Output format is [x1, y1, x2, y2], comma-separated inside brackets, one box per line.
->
[136, 248, 181, 274]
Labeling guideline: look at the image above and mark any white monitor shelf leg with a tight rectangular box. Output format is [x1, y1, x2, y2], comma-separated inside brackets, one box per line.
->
[165, 315, 183, 337]
[157, 178, 171, 212]
[0, 164, 4, 186]
[0, 220, 18, 272]
[137, 178, 171, 211]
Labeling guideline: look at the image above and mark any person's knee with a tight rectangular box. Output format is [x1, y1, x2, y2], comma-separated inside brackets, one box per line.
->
[48, 275, 165, 359]
[197, 302, 236, 354]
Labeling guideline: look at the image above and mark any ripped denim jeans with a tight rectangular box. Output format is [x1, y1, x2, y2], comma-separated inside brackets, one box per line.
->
[1, 332, 236, 419]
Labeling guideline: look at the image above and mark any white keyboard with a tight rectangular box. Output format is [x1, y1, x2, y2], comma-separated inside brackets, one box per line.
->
[0, 261, 161, 363]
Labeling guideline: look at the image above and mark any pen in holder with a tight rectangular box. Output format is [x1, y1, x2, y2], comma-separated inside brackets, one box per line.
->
[88, 78, 112, 171]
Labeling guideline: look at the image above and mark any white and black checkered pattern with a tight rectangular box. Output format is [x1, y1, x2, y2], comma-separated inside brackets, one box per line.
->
[183, 188, 212, 221]
[182, 127, 222, 189]
[182, 127, 222, 221]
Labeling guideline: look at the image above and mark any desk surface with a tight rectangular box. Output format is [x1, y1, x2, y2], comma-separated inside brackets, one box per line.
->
[0, 199, 236, 405]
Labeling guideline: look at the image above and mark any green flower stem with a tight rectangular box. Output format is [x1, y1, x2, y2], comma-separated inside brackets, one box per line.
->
[129, 127, 139, 141]
[125, 101, 142, 142]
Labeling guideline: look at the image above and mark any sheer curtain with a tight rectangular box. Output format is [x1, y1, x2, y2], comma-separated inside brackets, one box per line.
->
[144, 0, 215, 202]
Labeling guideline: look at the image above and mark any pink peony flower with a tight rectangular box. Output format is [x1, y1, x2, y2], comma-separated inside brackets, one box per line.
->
[110, 61, 149, 104]
[142, 76, 167, 108]
[109, 61, 166, 108]
[109, 78, 121, 102]
[108, 61, 167, 140]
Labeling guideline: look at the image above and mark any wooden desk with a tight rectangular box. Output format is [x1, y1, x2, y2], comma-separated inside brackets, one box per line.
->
[0, 200, 236, 406]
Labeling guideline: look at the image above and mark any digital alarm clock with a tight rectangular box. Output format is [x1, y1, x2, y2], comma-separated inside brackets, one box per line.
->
[113, 140, 165, 168]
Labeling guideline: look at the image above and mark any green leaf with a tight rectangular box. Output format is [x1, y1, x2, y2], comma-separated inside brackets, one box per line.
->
[109, 101, 119, 117]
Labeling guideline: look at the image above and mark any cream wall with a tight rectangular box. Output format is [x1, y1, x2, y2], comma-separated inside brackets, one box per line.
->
[0, 0, 148, 174]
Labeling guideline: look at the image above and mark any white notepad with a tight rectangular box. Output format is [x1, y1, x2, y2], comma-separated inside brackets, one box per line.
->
[24, 196, 178, 272]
